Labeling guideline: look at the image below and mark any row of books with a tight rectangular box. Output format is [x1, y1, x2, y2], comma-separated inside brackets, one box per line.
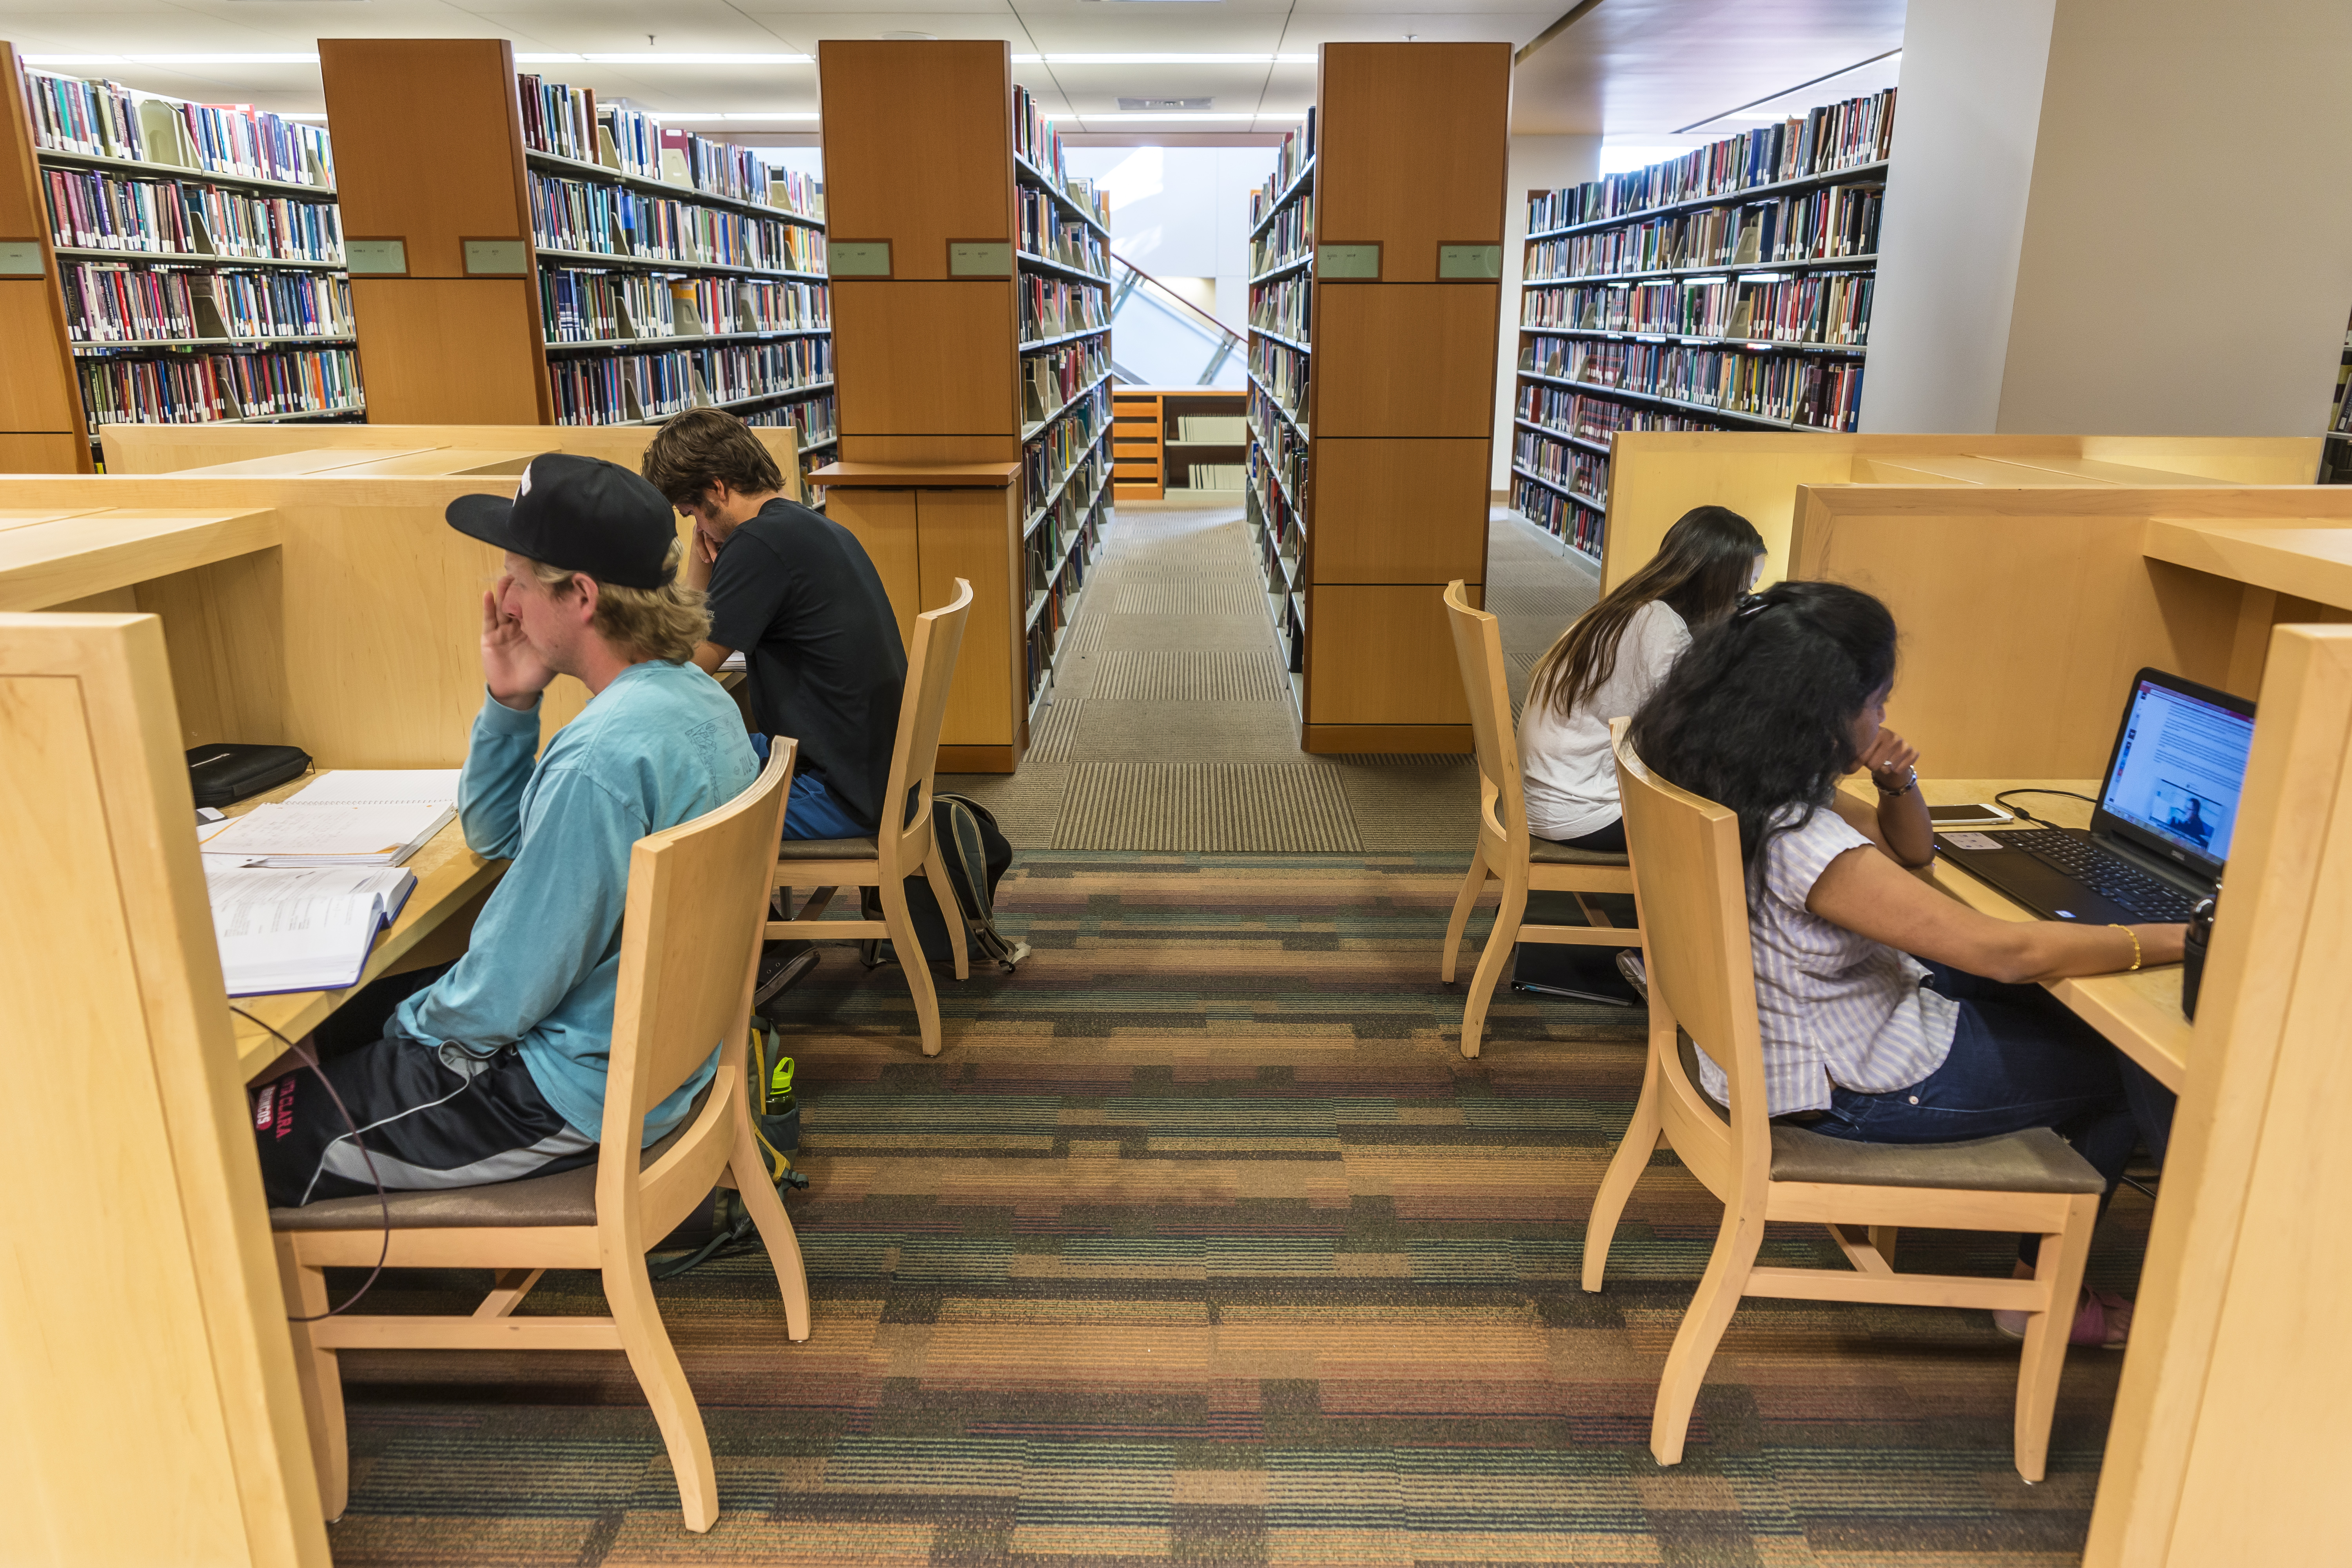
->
[1012, 85, 1111, 230]
[1248, 111, 1318, 229]
[1249, 196, 1314, 278]
[26, 71, 337, 188]
[1021, 274, 1109, 343]
[1249, 272, 1311, 342]
[1525, 88, 1896, 232]
[1512, 427, 1610, 502]
[741, 392, 838, 452]
[547, 339, 832, 426]
[62, 261, 352, 344]
[541, 269, 829, 343]
[1249, 395, 1309, 506]
[1023, 338, 1111, 425]
[1027, 465, 1105, 596]
[1522, 272, 1874, 347]
[1249, 338, 1308, 423]
[1024, 520, 1099, 707]
[1019, 189, 1110, 279]
[516, 76, 815, 218]
[1247, 435, 1305, 556]
[1523, 334, 1866, 431]
[1512, 385, 1729, 446]
[1250, 495, 1294, 597]
[530, 174, 828, 272]
[41, 168, 345, 264]
[1512, 475, 1606, 561]
[1023, 386, 1111, 513]
[1524, 182, 1883, 280]
[77, 346, 360, 432]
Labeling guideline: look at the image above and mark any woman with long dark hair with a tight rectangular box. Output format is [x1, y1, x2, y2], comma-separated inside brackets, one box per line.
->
[1521, 505, 1766, 851]
[1627, 580, 2181, 1347]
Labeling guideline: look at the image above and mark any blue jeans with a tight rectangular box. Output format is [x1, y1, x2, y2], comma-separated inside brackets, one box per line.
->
[748, 736, 874, 840]
[1810, 962, 2176, 1259]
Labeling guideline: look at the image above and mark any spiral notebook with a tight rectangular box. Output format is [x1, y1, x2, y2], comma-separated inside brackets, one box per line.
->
[197, 769, 459, 867]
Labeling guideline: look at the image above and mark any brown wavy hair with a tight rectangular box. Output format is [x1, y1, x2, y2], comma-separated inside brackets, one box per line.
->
[524, 540, 709, 664]
[1526, 505, 1765, 722]
[641, 407, 786, 508]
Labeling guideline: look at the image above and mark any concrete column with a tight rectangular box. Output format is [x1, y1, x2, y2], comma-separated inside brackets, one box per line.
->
[1494, 134, 1601, 492]
[1863, 0, 2352, 436]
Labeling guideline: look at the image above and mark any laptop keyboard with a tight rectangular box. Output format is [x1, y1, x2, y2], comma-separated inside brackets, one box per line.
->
[2002, 830, 2205, 921]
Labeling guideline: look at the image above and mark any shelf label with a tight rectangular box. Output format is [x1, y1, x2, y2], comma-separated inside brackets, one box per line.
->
[464, 239, 528, 276]
[0, 240, 44, 276]
[950, 241, 1013, 278]
[1318, 244, 1380, 281]
[830, 240, 891, 277]
[345, 238, 407, 275]
[1439, 244, 1503, 280]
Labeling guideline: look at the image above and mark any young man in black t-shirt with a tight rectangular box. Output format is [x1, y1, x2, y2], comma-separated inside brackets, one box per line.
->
[644, 410, 908, 1001]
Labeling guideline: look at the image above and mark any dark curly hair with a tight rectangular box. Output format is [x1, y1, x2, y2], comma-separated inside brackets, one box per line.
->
[1625, 580, 1897, 889]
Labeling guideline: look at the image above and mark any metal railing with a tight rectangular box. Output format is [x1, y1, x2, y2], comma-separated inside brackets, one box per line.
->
[1107, 254, 1245, 388]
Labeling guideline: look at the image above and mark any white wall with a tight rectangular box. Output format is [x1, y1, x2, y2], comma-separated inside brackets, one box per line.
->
[1067, 145, 1278, 338]
[1494, 135, 1602, 492]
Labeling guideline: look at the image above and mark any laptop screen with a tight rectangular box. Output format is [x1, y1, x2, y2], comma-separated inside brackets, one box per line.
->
[2099, 676, 2256, 869]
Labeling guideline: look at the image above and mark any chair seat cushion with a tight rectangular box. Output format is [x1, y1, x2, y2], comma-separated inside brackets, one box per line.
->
[1674, 1033, 2105, 1196]
[270, 1081, 711, 1233]
[1529, 838, 1630, 866]
[776, 835, 878, 861]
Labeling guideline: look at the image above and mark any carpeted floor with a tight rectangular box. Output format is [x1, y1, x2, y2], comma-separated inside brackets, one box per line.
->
[322, 852, 2152, 1567]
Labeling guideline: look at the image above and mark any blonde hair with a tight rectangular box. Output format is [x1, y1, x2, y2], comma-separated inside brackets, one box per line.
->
[524, 539, 709, 664]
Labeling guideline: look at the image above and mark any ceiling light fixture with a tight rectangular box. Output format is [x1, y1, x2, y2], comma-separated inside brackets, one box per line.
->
[514, 53, 811, 65]
[1014, 53, 1314, 65]
[23, 52, 323, 65]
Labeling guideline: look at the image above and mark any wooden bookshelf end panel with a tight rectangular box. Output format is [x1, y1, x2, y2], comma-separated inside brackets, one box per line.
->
[0, 433, 86, 472]
[319, 39, 533, 280]
[1315, 43, 1510, 283]
[833, 281, 1018, 437]
[1307, 583, 1479, 727]
[819, 40, 1016, 281]
[0, 279, 82, 437]
[916, 485, 1022, 757]
[1313, 284, 1499, 439]
[348, 278, 546, 425]
[820, 486, 921, 649]
[1310, 437, 1489, 583]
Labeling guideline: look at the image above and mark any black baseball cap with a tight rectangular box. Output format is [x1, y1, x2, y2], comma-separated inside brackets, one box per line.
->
[446, 453, 678, 590]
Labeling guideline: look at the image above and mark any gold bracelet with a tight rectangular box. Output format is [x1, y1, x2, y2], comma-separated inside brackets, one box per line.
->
[2109, 924, 2142, 972]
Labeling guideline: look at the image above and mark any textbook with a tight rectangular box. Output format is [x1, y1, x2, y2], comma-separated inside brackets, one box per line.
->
[198, 769, 459, 866]
[207, 864, 417, 996]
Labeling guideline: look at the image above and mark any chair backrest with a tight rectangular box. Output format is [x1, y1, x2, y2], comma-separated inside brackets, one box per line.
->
[1611, 721, 1773, 1164]
[1443, 580, 1531, 854]
[603, 737, 799, 1151]
[878, 577, 974, 873]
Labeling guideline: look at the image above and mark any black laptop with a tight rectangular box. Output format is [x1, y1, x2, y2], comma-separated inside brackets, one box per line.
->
[1936, 668, 2254, 926]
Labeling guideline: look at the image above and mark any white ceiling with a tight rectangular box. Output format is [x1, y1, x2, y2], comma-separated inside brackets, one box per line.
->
[0, 0, 1907, 140]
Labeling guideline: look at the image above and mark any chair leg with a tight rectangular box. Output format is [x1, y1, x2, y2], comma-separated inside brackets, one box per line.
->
[2012, 1192, 2100, 1482]
[1650, 1202, 1766, 1467]
[1440, 847, 1489, 984]
[1868, 1226, 1899, 1267]
[1581, 1048, 1665, 1294]
[922, 845, 970, 982]
[1458, 878, 1526, 1060]
[272, 1236, 348, 1522]
[603, 1247, 720, 1532]
[878, 873, 945, 1056]
[731, 1109, 812, 1343]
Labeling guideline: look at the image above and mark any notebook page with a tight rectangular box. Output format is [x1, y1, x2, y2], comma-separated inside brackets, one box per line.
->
[290, 769, 462, 806]
[199, 800, 453, 862]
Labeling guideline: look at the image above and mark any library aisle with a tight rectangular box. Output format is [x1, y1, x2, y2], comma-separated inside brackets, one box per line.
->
[312, 508, 2154, 1566]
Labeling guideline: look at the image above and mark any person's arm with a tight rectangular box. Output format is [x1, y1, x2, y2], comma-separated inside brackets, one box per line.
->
[396, 766, 646, 1050]
[461, 578, 559, 858]
[690, 640, 732, 675]
[1846, 726, 1931, 867]
[1806, 842, 2185, 985]
[701, 530, 791, 687]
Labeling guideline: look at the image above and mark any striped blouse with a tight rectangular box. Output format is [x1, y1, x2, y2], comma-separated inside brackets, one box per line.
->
[1693, 802, 1960, 1116]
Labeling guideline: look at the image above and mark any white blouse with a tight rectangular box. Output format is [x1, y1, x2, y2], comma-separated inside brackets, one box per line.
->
[1519, 600, 1689, 840]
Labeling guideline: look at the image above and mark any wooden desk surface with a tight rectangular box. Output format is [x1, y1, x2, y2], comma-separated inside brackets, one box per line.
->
[214, 772, 504, 1080]
[1835, 775, 2193, 1091]
[2141, 516, 2352, 614]
[326, 448, 536, 477]
[170, 446, 434, 477]
[0, 506, 106, 534]
[0, 506, 281, 611]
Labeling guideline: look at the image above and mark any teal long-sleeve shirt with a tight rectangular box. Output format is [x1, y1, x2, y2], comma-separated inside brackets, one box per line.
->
[392, 660, 759, 1145]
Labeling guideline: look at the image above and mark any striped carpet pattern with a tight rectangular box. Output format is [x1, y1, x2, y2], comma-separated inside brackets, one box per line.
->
[1091, 651, 1291, 703]
[324, 853, 2149, 1567]
[1052, 763, 1362, 851]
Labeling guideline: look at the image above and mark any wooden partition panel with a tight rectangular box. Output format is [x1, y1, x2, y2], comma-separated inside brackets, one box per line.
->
[0, 612, 327, 1566]
[347, 278, 548, 425]
[0, 44, 92, 472]
[830, 282, 1019, 437]
[1312, 286, 1500, 439]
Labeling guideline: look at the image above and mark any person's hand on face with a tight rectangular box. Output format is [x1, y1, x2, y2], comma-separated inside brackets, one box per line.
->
[1856, 726, 1920, 790]
[481, 570, 560, 709]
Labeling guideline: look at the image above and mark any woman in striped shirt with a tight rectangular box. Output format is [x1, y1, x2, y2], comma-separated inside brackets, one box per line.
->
[1626, 581, 2181, 1349]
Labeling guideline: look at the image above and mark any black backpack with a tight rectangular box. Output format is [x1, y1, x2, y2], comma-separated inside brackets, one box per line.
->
[861, 792, 1027, 972]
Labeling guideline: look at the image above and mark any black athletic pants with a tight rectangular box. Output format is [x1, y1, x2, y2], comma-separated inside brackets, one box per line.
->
[249, 964, 597, 1209]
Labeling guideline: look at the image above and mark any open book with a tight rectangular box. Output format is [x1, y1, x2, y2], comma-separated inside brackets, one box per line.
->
[208, 865, 418, 996]
[198, 769, 459, 867]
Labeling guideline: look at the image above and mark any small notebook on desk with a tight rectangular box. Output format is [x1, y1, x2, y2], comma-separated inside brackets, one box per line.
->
[198, 769, 459, 867]
[207, 865, 418, 996]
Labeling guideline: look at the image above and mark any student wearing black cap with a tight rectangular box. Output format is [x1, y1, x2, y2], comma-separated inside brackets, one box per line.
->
[248, 454, 760, 1209]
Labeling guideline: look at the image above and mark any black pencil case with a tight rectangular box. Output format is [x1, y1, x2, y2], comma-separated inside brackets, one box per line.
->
[186, 743, 311, 807]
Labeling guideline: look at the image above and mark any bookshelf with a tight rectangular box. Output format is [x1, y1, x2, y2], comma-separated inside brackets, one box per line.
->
[1112, 387, 1247, 501]
[1509, 89, 1896, 563]
[316, 40, 833, 460]
[1, 46, 364, 471]
[1243, 42, 1510, 753]
[815, 40, 1114, 771]
[2322, 314, 2352, 485]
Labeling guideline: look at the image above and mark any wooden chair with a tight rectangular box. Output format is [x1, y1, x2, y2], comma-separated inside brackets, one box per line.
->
[1439, 579, 1645, 1058]
[1584, 721, 2107, 1481]
[765, 578, 974, 1057]
[271, 740, 809, 1532]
